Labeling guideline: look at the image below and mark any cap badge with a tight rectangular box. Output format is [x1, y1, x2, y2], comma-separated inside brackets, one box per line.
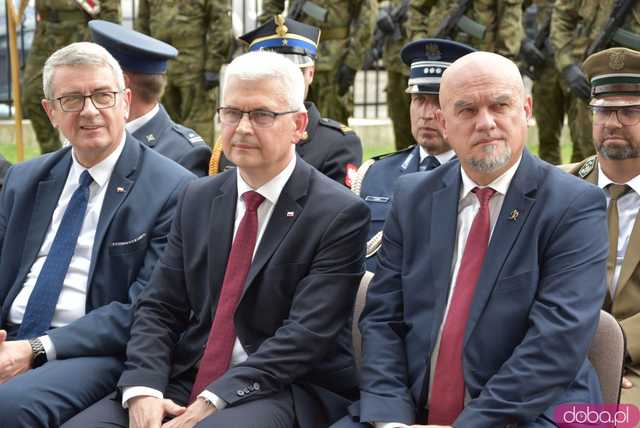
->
[425, 43, 442, 61]
[275, 15, 288, 37]
[609, 51, 625, 71]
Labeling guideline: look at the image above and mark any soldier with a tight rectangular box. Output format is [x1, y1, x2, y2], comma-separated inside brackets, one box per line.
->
[352, 39, 475, 272]
[23, 0, 121, 154]
[135, 0, 233, 146]
[563, 47, 640, 405]
[520, 0, 567, 165]
[259, 0, 377, 125]
[210, 16, 363, 188]
[408, 0, 522, 61]
[90, 20, 211, 177]
[551, 0, 640, 163]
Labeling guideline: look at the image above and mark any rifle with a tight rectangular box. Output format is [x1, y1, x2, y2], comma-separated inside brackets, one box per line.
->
[434, 0, 485, 40]
[288, 0, 328, 22]
[520, 13, 552, 80]
[363, 0, 411, 70]
[586, 0, 637, 58]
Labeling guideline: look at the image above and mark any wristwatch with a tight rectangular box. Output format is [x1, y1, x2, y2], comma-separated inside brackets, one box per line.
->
[28, 338, 48, 368]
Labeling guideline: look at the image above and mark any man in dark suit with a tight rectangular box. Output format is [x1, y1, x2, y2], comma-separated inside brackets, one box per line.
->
[0, 42, 195, 427]
[353, 39, 474, 272]
[65, 49, 369, 428]
[334, 52, 608, 427]
[90, 20, 212, 177]
[211, 15, 363, 189]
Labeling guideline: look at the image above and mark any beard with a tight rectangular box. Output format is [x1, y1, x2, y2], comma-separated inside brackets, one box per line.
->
[467, 141, 513, 173]
[596, 135, 640, 160]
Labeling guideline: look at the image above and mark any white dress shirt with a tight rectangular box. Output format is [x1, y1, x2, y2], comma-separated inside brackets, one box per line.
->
[125, 104, 159, 134]
[598, 168, 640, 296]
[123, 153, 297, 409]
[9, 135, 126, 359]
[375, 156, 522, 428]
[418, 146, 456, 166]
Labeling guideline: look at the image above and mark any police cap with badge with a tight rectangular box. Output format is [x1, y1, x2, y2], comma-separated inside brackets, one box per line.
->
[238, 15, 321, 68]
[88, 19, 178, 74]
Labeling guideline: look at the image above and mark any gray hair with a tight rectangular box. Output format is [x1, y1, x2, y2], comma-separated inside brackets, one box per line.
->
[42, 42, 125, 99]
[223, 50, 306, 111]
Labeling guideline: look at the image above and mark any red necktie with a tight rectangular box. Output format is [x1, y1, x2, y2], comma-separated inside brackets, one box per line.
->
[428, 187, 496, 424]
[190, 190, 265, 402]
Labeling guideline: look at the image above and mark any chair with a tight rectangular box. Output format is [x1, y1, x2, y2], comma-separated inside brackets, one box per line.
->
[588, 310, 626, 404]
[352, 271, 374, 369]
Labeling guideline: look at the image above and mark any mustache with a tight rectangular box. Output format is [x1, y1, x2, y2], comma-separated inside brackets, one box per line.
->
[471, 134, 504, 145]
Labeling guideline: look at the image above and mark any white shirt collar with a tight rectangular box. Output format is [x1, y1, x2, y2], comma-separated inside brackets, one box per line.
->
[236, 154, 297, 206]
[125, 104, 160, 134]
[597, 166, 640, 196]
[70, 133, 126, 189]
[459, 154, 523, 200]
[419, 146, 456, 165]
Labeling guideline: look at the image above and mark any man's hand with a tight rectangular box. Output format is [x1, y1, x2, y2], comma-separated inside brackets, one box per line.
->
[161, 397, 216, 428]
[129, 396, 186, 428]
[622, 376, 633, 389]
[336, 64, 357, 97]
[0, 330, 33, 383]
[562, 64, 591, 101]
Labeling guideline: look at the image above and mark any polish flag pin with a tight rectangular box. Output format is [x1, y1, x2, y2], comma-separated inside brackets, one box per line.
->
[116, 187, 125, 193]
[286, 211, 295, 217]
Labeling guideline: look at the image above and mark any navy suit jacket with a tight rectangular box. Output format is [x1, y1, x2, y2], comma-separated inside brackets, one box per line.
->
[132, 105, 211, 177]
[0, 135, 195, 358]
[118, 157, 370, 427]
[355, 150, 608, 426]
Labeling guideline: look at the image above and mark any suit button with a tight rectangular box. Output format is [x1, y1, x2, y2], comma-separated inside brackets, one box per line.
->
[253, 382, 260, 391]
[237, 390, 245, 397]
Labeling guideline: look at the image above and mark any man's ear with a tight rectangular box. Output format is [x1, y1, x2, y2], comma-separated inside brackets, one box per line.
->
[435, 109, 447, 139]
[524, 94, 533, 120]
[292, 112, 309, 144]
[41, 99, 57, 128]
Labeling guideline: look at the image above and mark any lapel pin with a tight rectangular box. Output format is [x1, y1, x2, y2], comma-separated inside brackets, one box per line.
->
[116, 186, 126, 193]
[286, 211, 295, 218]
[508, 209, 519, 221]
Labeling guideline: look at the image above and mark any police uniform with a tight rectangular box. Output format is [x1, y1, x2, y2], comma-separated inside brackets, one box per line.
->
[210, 16, 363, 187]
[565, 47, 640, 405]
[352, 39, 474, 272]
[90, 20, 211, 177]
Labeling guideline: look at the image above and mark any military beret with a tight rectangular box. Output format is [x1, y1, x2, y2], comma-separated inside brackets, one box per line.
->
[239, 15, 320, 68]
[89, 20, 178, 74]
[583, 47, 640, 107]
[400, 38, 475, 95]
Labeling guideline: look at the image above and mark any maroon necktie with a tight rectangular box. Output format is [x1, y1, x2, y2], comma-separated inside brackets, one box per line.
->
[189, 190, 265, 402]
[428, 187, 496, 424]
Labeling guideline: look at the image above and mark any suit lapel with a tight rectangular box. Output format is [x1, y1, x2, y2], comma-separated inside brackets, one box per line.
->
[464, 151, 538, 346]
[87, 136, 138, 286]
[132, 105, 172, 147]
[241, 158, 309, 300]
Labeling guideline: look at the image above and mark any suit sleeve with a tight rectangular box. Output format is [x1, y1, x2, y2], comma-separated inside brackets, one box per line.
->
[46, 174, 195, 359]
[454, 184, 608, 427]
[178, 145, 212, 178]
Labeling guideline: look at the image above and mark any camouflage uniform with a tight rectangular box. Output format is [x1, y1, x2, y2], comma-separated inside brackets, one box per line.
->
[136, 0, 233, 147]
[408, 0, 523, 61]
[23, 0, 121, 154]
[381, 0, 415, 151]
[259, 0, 377, 124]
[551, 0, 640, 162]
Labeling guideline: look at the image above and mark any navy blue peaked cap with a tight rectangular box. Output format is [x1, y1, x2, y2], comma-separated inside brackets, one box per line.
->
[89, 20, 178, 74]
[401, 38, 475, 94]
[239, 15, 320, 67]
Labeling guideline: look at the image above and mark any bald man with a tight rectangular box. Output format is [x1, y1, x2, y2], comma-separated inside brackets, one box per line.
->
[334, 52, 608, 427]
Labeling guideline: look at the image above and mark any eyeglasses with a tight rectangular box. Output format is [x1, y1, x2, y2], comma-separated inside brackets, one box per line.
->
[50, 91, 121, 112]
[216, 107, 298, 128]
[591, 105, 640, 127]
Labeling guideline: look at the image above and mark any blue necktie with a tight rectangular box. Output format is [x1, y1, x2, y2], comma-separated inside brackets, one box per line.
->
[17, 170, 93, 339]
[419, 155, 441, 171]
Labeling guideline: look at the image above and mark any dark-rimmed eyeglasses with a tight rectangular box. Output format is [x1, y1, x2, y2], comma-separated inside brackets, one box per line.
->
[216, 107, 298, 128]
[50, 91, 122, 112]
[591, 105, 640, 127]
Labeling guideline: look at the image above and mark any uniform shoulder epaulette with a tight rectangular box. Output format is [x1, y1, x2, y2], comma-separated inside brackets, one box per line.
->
[209, 137, 224, 176]
[319, 118, 355, 134]
[371, 144, 416, 162]
[173, 124, 206, 146]
[558, 155, 596, 178]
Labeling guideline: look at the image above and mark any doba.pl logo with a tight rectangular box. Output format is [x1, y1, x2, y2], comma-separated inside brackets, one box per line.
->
[555, 404, 640, 427]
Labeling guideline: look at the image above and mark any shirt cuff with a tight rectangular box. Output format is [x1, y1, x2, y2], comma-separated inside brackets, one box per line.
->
[122, 386, 163, 409]
[39, 335, 56, 361]
[198, 390, 227, 410]
[374, 423, 410, 428]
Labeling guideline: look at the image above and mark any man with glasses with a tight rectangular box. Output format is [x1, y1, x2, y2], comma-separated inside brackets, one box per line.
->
[64, 50, 369, 428]
[563, 47, 640, 405]
[0, 42, 195, 427]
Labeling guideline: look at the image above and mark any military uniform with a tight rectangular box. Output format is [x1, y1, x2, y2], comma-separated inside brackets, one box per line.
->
[23, 0, 121, 154]
[259, 0, 377, 124]
[135, 0, 233, 146]
[551, 0, 640, 162]
[211, 101, 362, 187]
[408, 0, 523, 60]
